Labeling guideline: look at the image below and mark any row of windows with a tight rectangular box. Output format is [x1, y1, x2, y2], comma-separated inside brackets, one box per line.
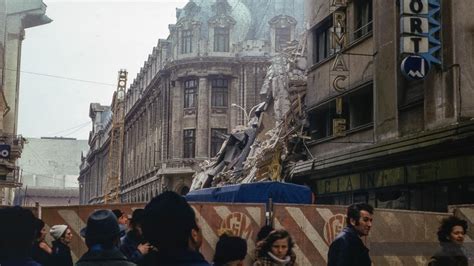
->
[184, 78, 229, 108]
[308, 83, 373, 140]
[183, 128, 227, 158]
[180, 26, 293, 54]
[313, 0, 373, 63]
[181, 27, 230, 54]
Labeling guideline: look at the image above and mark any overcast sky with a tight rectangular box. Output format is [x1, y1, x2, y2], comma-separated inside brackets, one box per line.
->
[18, 0, 188, 140]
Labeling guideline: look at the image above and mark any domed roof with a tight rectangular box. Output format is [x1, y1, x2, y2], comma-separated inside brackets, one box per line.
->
[177, 0, 252, 42]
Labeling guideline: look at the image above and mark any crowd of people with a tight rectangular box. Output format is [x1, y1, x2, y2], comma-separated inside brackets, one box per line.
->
[0, 191, 471, 266]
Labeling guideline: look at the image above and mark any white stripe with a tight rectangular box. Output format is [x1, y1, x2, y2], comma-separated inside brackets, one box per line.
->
[383, 255, 404, 265]
[214, 206, 256, 258]
[316, 208, 335, 223]
[287, 207, 329, 262]
[192, 206, 219, 250]
[245, 206, 262, 225]
[274, 218, 312, 266]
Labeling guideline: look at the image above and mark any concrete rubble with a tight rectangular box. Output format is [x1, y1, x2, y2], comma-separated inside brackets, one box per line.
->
[191, 39, 308, 190]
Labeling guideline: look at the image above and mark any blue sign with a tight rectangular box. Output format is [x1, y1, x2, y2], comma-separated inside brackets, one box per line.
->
[401, 55, 430, 80]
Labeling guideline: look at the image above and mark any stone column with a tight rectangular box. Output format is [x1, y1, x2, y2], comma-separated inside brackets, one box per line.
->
[196, 77, 209, 159]
[374, 0, 399, 141]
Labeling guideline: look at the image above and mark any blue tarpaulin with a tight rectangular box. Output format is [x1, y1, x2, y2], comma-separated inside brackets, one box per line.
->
[185, 182, 312, 204]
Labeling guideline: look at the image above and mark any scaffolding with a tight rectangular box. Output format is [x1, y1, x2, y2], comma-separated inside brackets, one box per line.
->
[104, 70, 127, 203]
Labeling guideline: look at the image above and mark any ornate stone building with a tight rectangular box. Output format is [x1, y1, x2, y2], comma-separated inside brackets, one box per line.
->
[79, 0, 305, 204]
[292, 0, 474, 211]
[78, 104, 111, 204]
[0, 0, 51, 204]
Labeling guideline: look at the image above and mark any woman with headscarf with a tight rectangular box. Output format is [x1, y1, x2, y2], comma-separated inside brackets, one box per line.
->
[32, 218, 52, 265]
[253, 229, 296, 266]
[429, 216, 469, 266]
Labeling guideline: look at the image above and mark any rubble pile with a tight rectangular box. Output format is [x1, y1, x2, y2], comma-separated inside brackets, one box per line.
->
[190, 40, 308, 191]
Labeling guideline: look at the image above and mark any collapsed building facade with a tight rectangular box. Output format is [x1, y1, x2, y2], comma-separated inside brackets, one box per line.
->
[290, 0, 474, 211]
[79, 0, 305, 204]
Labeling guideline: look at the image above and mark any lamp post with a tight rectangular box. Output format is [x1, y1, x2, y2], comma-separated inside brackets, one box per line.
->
[231, 103, 262, 124]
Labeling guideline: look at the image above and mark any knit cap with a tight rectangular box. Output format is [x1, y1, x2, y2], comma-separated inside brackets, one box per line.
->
[50, 224, 68, 240]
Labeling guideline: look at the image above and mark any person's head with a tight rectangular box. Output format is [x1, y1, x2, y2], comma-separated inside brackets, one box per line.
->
[50, 224, 72, 245]
[34, 218, 47, 241]
[81, 209, 125, 250]
[347, 203, 374, 237]
[112, 209, 128, 226]
[130, 209, 145, 236]
[213, 234, 247, 266]
[437, 216, 468, 245]
[0, 207, 37, 259]
[257, 229, 294, 260]
[143, 191, 202, 253]
[256, 225, 274, 242]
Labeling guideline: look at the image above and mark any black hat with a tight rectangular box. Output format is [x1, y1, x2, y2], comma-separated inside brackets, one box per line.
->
[80, 210, 125, 240]
[112, 209, 124, 219]
[213, 235, 247, 265]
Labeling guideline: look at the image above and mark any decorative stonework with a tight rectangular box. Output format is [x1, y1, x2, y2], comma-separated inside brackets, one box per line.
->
[184, 108, 197, 116]
[268, 15, 297, 28]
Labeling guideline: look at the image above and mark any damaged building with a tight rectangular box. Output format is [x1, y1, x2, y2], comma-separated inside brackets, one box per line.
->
[79, 0, 305, 204]
[290, 0, 474, 211]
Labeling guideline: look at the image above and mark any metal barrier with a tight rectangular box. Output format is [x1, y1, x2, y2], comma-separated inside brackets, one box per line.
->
[36, 203, 473, 265]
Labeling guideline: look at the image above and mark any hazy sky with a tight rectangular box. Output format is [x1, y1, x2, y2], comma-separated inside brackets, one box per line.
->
[18, 0, 189, 140]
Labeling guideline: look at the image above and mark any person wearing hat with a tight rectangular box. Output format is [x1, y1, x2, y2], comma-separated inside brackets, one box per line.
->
[76, 209, 135, 266]
[213, 233, 247, 266]
[50, 224, 73, 266]
[120, 209, 154, 264]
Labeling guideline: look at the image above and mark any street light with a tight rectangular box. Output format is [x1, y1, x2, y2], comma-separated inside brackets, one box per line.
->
[231, 103, 265, 124]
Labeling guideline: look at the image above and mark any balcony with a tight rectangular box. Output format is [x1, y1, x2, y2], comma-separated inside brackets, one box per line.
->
[0, 166, 22, 188]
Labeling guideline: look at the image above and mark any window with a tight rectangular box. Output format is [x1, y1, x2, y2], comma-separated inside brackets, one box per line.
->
[308, 102, 337, 139]
[353, 0, 373, 40]
[275, 27, 291, 51]
[184, 79, 197, 108]
[211, 78, 228, 107]
[308, 83, 373, 140]
[214, 27, 229, 52]
[211, 128, 227, 157]
[183, 129, 195, 158]
[313, 17, 333, 63]
[181, 30, 193, 54]
[348, 83, 373, 128]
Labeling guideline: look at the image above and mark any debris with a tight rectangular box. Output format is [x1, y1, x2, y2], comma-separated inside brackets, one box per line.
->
[190, 38, 308, 190]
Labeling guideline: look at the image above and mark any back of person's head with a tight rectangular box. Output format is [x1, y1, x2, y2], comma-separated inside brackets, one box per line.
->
[0, 207, 37, 259]
[143, 191, 197, 252]
[81, 209, 122, 249]
[256, 225, 274, 242]
[346, 202, 374, 226]
[257, 229, 294, 258]
[130, 208, 145, 229]
[34, 218, 45, 240]
[112, 209, 124, 219]
[213, 234, 247, 266]
[437, 216, 468, 243]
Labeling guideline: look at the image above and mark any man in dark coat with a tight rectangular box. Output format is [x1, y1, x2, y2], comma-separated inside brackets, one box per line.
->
[77, 209, 135, 266]
[142, 191, 211, 266]
[327, 203, 374, 266]
[120, 209, 154, 264]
